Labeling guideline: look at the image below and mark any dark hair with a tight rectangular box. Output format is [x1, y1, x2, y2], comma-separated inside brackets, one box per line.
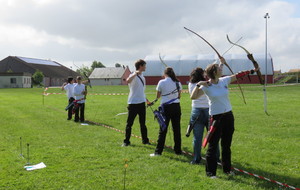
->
[205, 64, 218, 80]
[164, 67, 179, 82]
[189, 67, 205, 83]
[67, 77, 73, 83]
[135, 59, 146, 70]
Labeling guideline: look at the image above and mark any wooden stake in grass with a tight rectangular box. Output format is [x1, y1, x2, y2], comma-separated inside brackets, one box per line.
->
[26, 143, 30, 165]
[42, 87, 48, 106]
[19, 137, 24, 158]
[123, 159, 128, 190]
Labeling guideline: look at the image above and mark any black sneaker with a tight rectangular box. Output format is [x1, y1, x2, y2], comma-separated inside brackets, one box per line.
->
[122, 142, 130, 147]
[190, 160, 201, 165]
[143, 142, 151, 145]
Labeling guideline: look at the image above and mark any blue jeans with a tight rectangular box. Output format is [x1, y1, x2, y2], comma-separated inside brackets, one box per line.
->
[190, 107, 209, 162]
[190, 107, 220, 162]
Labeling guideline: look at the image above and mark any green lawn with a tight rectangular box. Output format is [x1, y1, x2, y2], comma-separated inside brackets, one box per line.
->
[0, 84, 299, 189]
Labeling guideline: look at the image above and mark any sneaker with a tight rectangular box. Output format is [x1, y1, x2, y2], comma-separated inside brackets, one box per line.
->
[143, 142, 151, 145]
[150, 153, 161, 157]
[207, 172, 217, 178]
[225, 171, 235, 176]
[175, 151, 182, 155]
[190, 160, 201, 165]
[121, 142, 130, 147]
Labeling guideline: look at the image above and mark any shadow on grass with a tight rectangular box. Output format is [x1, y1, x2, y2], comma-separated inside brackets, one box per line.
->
[227, 161, 300, 189]
[84, 119, 300, 190]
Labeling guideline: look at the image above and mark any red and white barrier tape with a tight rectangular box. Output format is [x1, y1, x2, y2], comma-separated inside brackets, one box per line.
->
[44, 104, 299, 190]
[85, 119, 299, 190]
[42, 93, 129, 96]
[42, 84, 299, 96]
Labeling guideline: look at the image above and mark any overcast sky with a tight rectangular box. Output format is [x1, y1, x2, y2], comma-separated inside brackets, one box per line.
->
[0, 0, 299, 72]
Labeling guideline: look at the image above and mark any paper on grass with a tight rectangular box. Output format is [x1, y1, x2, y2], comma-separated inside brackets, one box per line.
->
[115, 112, 128, 116]
[24, 162, 46, 171]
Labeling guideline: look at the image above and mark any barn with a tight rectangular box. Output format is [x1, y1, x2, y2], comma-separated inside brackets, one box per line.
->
[89, 66, 131, 86]
[144, 54, 274, 85]
[0, 56, 80, 87]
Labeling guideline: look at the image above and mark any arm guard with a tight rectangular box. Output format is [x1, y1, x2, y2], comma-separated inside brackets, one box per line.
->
[236, 69, 254, 79]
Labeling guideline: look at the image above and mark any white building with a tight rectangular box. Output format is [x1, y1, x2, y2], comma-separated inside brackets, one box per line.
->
[0, 72, 32, 88]
[89, 67, 131, 86]
[144, 54, 274, 85]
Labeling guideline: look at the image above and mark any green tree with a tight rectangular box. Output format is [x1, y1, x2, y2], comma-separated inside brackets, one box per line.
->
[32, 69, 44, 86]
[76, 66, 92, 80]
[91, 61, 105, 70]
[75, 61, 105, 79]
[115, 63, 121, 67]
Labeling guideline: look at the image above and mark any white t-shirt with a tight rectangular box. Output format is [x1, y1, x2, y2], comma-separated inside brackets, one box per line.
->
[200, 76, 232, 115]
[64, 83, 74, 99]
[127, 73, 146, 104]
[156, 77, 182, 104]
[188, 82, 209, 108]
[73, 83, 86, 103]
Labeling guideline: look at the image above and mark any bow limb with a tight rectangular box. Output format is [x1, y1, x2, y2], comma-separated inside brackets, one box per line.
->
[83, 71, 92, 89]
[73, 63, 92, 88]
[226, 35, 264, 85]
[184, 27, 246, 104]
[184, 27, 222, 58]
[159, 53, 168, 68]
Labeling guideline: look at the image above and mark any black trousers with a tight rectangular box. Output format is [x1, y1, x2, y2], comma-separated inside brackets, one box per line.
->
[155, 103, 182, 154]
[206, 111, 234, 176]
[74, 103, 85, 122]
[124, 103, 149, 144]
[67, 97, 75, 119]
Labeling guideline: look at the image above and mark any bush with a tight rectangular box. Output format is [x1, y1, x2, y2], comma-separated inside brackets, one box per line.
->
[32, 69, 44, 86]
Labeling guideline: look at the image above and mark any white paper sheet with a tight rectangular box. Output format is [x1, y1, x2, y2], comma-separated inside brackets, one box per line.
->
[24, 162, 46, 171]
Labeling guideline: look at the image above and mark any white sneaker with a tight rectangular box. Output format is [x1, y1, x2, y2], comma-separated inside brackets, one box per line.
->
[210, 176, 218, 179]
[150, 153, 161, 157]
[226, 171, 235, 176]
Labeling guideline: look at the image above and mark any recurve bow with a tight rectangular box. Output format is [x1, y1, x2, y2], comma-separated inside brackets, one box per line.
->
[184, 27, 246, 104]
[226, 34, 264, 85]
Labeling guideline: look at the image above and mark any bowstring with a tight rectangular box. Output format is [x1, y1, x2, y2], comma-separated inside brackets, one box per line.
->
[185, 31, 245, 104]
[221, 36, 247, 104]
[184, 30, 211, 56]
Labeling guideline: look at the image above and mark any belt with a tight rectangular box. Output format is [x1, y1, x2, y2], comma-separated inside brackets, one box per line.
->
[213, 110, 232, 117]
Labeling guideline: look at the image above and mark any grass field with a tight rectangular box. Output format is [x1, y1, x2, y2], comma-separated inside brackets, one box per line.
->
[0, 84, 299, 189]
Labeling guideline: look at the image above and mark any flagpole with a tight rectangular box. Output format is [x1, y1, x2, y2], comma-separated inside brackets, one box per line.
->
[264, 13, 270, 115]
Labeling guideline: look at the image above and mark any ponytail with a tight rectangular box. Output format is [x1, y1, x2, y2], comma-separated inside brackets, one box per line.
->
[164, 67, 179, 82]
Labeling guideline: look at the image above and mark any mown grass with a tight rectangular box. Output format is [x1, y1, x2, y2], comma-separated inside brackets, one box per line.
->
[0, 84, 299, 190]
